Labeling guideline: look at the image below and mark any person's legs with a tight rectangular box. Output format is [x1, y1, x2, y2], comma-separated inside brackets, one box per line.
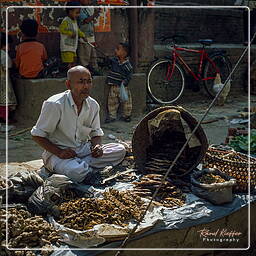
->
[42, 143, 92, 183]
[90, 47, 98, 69]
[122, 88, 132, 119]
[61, 51, 76, 71]
[78, 42, 91, 67]
[45, 155, 91, 183]
[107, 85, 120, 120]
[89, 143, 126, 169]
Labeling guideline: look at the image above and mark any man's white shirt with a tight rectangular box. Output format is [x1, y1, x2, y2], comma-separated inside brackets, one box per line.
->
[31, 90, 104, 149]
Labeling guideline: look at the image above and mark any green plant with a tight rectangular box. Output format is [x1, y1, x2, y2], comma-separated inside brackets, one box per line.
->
[229, 130, 256, 153]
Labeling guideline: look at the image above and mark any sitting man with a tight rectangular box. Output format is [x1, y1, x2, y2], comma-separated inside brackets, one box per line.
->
[31, 65, 126, 183]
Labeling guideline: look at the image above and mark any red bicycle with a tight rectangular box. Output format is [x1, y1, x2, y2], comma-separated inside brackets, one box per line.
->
[147, 36, 232, 104]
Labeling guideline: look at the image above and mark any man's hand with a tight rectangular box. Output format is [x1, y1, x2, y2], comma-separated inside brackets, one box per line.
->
[91, 144, 103, 158]
[57, 148, 77, 159]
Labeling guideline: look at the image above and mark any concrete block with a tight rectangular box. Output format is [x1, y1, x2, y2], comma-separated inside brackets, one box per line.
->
[13, 74, 146, 125]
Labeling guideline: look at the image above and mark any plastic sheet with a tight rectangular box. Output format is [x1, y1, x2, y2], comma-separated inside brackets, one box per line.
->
[49, 192, 255, 256]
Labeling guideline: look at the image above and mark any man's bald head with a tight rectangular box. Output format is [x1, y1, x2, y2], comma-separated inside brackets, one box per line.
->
[66, 65, 93, 102]
[67, 65, 91, 81]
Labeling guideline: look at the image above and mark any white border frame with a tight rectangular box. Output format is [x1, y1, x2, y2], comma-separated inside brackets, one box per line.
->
[4, 4, 251, 252]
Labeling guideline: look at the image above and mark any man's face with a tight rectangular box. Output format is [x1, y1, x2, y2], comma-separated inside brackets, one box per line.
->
[67, 70, 93, 101]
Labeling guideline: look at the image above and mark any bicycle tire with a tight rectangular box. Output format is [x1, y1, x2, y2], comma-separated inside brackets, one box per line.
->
[147, 59, 185, 104]
[203, 54, 232, 98]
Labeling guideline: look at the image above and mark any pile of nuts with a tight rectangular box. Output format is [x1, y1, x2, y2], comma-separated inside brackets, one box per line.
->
[0, 208, 60, 252]
[58, 189, 145, 230]
[133, 174, 186, 208]
[198, 173, 226, 184]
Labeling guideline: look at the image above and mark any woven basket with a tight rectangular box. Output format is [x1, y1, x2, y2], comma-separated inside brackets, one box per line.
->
[202, 146, 256, 192]
[132, 106, 208, 177]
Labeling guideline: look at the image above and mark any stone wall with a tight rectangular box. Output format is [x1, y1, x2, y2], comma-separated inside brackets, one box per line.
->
[13, 74, 146, 125]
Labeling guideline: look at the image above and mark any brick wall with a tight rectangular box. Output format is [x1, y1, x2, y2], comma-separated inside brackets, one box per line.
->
[154, 8, 244, 44]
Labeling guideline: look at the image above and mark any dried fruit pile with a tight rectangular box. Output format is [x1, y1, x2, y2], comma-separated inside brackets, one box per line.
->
[133, 174, 186, 208]
[0, 208, 60, 250]
[198, 173, 226, 184]
[58, 189, 145, 230]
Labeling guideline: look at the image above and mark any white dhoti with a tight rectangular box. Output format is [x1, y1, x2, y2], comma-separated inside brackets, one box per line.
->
[42, 142, 126, 183]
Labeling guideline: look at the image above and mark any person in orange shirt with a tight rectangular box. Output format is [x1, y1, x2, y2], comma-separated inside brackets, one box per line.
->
[15, 19, 48, 79]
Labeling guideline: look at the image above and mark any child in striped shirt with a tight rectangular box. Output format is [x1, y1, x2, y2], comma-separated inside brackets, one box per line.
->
[106, 43, 133, 123]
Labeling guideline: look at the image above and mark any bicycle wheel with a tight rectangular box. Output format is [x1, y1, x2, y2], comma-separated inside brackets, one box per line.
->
[203, 54, 231, 98]
[147, 59, 185, 104]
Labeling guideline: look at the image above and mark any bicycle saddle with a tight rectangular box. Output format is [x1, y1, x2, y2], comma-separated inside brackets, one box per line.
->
[198, 39, 213, 46]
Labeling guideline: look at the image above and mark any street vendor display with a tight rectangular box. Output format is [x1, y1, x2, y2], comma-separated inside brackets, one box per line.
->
[1, 102, 254, 253]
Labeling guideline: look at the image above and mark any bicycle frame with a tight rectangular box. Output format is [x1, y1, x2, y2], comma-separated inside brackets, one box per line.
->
[167, 45, 220, 81]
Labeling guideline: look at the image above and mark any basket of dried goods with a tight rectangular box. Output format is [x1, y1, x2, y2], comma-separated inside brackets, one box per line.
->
[132, 174, 186, 208]
[191, 168, 236, 205]
[203, 145, 256, 192]
[0, 176, 13, 197]
[132, 106, 208, 177]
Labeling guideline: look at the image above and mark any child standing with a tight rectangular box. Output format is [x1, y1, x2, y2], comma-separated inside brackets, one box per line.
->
[0, 33, 17, 123]
[106, 43, 133, 123]
[78, 0, 100, 74]
[59, 1, 86, 69]
[15, 19, 48, 79]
